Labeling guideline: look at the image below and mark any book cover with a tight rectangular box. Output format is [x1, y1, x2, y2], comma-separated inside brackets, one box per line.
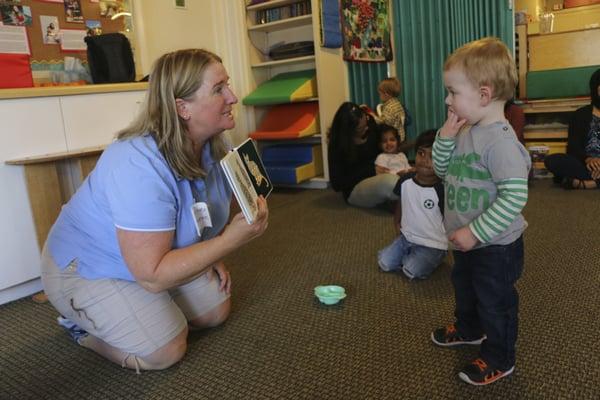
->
[220, 138, 272, 223]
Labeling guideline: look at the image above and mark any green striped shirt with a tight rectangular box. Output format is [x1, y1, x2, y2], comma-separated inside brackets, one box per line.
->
[432, 123, 531, 246]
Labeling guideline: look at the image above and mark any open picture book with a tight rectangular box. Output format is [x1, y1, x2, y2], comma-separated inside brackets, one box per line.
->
[220, 138, 273, 224]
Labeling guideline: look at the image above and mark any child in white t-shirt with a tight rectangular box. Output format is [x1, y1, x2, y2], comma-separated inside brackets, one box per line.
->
[375, 124, 411, 176]
[377, 129, 447, 279]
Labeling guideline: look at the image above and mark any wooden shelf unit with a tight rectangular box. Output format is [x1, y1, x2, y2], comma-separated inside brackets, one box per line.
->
[242, 0, 347, 187]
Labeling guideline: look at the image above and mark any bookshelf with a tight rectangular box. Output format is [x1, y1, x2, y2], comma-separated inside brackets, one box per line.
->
[242, 0, 347, 188]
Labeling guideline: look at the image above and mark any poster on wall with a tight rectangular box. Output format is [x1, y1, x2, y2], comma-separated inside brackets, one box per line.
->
[0, 24, 30, 54]
[60, 28, 87, 51]
[341, 0, 392, 62]
[0, 4, 33, 26]
[85, 19, 102, 36]
[40, 15, 60, 44]
[64, 0, 84, 23]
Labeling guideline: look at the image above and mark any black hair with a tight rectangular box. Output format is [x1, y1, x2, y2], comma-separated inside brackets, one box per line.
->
[590, 68, 600, 109]
[415, 129, 437, 150]
[327, 102, 366, 161]
[377, 124, 400, 150]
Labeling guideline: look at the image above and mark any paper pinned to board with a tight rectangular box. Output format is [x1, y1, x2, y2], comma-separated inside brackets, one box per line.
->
[0, 25, 30, 54]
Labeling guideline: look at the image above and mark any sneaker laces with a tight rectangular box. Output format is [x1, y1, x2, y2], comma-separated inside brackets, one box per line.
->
[472, 358, 488, 372]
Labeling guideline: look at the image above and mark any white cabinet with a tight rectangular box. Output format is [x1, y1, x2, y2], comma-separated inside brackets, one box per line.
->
[0, 89, 145, 304]
[0, 98, 67, 300]
[61, 91, 145, 149]
[242, 0, 348, 187]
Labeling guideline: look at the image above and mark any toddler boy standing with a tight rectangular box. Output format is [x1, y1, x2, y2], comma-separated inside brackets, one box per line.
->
[431, 37, 531, 386]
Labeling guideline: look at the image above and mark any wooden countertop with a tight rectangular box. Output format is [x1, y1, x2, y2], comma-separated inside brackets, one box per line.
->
[0, 82, 148, 100]
[519, 97, 589, 113]
[6, 145, 106, 165]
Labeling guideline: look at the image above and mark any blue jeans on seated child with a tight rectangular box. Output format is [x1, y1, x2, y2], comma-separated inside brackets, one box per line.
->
[378, 234, 447, 279]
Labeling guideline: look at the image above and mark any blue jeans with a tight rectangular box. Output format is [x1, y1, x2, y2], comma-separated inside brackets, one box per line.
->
[452, 236, 524, 370]
[378, 234, 447, 279]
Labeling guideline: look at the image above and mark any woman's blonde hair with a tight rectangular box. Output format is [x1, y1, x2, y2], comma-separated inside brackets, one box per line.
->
[444, 37, 517, 101]
[378, 77, 401, 97]
[117, 48, 229, 179]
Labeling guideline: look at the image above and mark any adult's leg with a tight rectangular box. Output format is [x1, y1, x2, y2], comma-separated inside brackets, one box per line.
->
[347, 174, 399, 208]
[170, 266, 232, 330]
[41, 247, 188, 371]
[544, 153, 591, 181]
[471, 237, 524, 370]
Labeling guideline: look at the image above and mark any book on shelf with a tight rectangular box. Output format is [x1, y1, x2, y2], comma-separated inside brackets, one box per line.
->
[220, 138, 272, 224]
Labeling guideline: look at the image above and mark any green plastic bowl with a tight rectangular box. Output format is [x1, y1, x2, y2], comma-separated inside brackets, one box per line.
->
[314, 285, 346, 305]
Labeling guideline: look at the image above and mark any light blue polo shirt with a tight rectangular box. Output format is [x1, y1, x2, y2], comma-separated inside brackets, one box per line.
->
[47, 134, 232, 281]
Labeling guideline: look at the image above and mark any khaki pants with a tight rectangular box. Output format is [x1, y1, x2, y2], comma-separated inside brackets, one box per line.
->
[41, 246, 230, 357]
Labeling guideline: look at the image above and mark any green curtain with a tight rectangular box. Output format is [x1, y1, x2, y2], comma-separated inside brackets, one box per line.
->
[348, 62, 388, 109]
[346, 1, 513, 144]
[392, 0, 514, 143]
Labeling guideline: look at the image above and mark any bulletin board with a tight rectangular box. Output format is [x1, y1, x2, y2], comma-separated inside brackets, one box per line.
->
[0, 0, 126, 85]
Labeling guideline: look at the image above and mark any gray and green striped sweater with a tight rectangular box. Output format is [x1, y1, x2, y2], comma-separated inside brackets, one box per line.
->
[432, 122, 531, 247]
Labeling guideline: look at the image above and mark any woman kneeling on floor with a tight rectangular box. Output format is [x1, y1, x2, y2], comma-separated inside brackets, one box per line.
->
[41, 49, 269, 372]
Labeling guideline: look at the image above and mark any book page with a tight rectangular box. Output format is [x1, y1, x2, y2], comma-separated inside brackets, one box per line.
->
[237, 139, 272, 198]
[221, 150, 258, 223]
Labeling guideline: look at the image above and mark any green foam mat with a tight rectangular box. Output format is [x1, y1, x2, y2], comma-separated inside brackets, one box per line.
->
[242, 69, 316, 106]
[527, 65, 599, 99]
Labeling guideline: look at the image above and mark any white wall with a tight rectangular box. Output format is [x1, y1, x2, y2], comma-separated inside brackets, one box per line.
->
[132, 0, 251, 145]
[132, 0, 219, 74]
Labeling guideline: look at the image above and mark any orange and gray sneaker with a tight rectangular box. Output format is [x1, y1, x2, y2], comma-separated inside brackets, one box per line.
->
[459, 358, 515, 385]
[431, 324, 485, 347]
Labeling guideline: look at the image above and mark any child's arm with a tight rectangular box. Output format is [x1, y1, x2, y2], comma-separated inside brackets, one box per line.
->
[432, 135, 455, 179]
[450, 178, 528, 251]
[376, 165, 390, 174]
[469, 178, 528, 242]
[432, 110, 466, 179]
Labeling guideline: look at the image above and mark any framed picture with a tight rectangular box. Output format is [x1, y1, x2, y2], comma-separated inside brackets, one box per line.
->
[174, 0, 186, 9]
[341, 0, 393, 62]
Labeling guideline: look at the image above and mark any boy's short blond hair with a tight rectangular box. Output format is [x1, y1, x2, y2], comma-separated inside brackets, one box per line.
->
[378, 77, 401, 97]
[444, 37, 517, 101]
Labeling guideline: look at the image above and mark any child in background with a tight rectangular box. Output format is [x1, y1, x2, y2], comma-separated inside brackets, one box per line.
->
[374, 77, 406, 143]
[431, 37, 531, 386]
[374, 124, 411, 175]
[377, 129, 447, 279]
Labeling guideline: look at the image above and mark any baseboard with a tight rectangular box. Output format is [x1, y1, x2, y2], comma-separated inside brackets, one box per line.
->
[0, 278, 43, 306]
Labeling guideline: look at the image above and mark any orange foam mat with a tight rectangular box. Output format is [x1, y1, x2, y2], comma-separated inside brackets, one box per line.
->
[250, 102, 319, 140]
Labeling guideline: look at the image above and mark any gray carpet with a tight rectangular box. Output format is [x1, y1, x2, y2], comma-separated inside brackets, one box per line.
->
[1, 179, 599, 399]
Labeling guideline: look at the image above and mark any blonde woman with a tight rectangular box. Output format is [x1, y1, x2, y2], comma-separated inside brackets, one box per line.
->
[41, 49, 269, 372]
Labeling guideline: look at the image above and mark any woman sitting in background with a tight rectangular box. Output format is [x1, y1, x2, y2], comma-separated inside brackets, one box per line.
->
[544, 68, 600, 190]
[327, 102, 399, 207]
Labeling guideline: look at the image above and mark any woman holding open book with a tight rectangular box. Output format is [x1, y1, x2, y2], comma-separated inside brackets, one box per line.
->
[40, 49, 269, 372]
